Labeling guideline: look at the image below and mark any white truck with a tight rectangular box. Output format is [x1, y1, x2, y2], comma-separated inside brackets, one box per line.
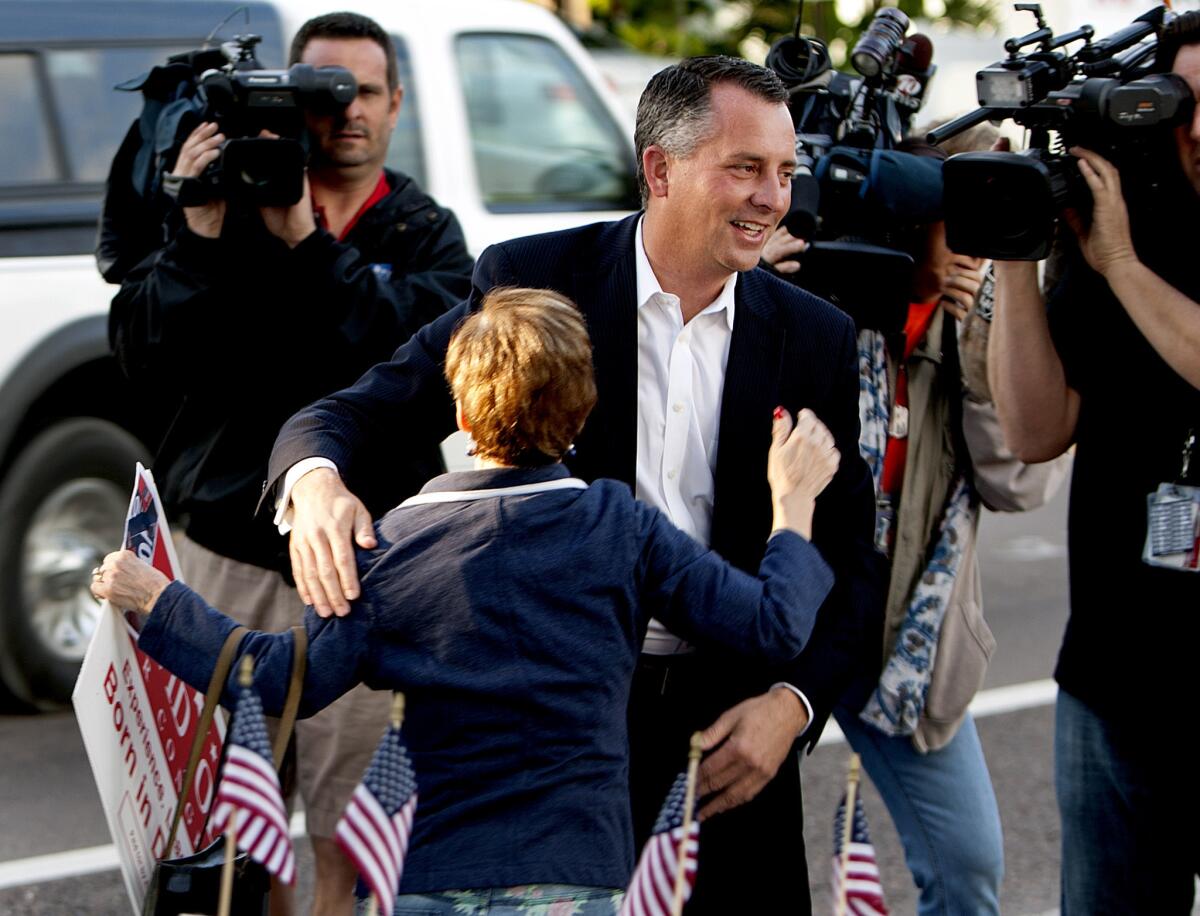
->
[0, 0, 638, 705]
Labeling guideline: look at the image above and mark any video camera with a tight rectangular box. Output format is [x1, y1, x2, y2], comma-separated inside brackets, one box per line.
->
[766, 3, 943, 334]
[931, 4, 1194, 260]
[126, 33, 356, 208]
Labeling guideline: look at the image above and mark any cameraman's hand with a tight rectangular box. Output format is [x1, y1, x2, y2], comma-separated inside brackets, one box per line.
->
[939, 254, 985, 321]
[261, 172, 317, 249]
[174, 122, 227, 239]
[1065, 146, 1137, 278]
[762, 225, 807, 275]
[288, 467, 375, 618]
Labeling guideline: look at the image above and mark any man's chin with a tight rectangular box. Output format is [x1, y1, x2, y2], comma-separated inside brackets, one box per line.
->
[321, 151, 374, 170]
[721, 248, 765, 274]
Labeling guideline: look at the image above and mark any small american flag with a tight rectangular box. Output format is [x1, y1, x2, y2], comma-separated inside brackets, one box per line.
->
[620, 773, 699, 916]
[210, 677, 295, 884]
[832, 792, 888, 916]
[335, 720, 418, 915]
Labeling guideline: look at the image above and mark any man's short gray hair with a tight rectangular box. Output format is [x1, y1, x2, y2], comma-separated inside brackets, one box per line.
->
[634, 56, 790, 206]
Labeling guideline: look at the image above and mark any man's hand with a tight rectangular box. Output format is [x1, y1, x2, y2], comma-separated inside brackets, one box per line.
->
[288, 467, 376, 617]
[761, 225, 807, 275]
[172, 122, 226, 239]
[90, 550, 170, 615]
[1065, 146, 1138, 278]
[696, 687, 808, 820]
[939, 254, 986, 322]
[261, 172, 318, 249]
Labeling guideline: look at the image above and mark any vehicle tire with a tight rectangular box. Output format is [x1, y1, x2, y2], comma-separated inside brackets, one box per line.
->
[0, 418, 148, 708]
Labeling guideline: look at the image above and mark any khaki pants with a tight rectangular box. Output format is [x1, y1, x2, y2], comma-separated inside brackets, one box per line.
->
[176, 534, 392, 837]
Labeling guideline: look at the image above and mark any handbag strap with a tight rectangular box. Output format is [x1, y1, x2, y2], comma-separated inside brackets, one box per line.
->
[272, 625, 307, 764]
[163, 624, 308, 856]
[164, 625, 247, 857]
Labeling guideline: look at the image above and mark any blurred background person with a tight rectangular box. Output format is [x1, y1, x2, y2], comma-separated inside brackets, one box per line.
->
[107, 13, 473, 914]
[765, 121, 1068, 915]
[990, 14, 1200, 913]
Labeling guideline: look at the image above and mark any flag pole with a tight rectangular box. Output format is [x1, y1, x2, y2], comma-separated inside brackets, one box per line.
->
[218, 816, 238, 916]
[835, 753, 862, 916]
[218, 655, 255, 916]
[671, 731, 704, 916]
[366, 694, 407, 916]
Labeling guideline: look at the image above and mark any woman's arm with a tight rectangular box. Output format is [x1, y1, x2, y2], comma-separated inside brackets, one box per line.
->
[93, 551, 372, 716]
[636, 409, 839, 661]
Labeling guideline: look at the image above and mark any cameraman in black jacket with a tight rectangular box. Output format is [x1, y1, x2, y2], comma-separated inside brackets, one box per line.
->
[108, 13, 472, 915]
[990, 13, 1200, 914]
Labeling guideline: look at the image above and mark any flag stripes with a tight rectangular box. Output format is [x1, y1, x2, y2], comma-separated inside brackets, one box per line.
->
[211, 680, 295, 885]
[622, 821, 698, 916]
[620, 772, 699, 916]
[832, 792, 888, 915]
[335, 718, 418, 916]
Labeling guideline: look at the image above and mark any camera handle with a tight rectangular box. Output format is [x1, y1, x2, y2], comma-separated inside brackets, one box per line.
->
[927, 108, 996, 146]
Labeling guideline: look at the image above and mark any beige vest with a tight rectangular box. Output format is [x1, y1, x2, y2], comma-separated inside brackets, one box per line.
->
[881, 309, 1068, 752]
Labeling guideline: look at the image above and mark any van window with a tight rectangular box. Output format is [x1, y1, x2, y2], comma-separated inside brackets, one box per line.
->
[385, 36, 426, 187]
[0, 54, 58, 184]
[455, 33, 636, 213]
[46, 47, 192, 182]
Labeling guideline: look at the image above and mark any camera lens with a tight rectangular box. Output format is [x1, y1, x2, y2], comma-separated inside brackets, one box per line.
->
[944, 152, 1057, 260]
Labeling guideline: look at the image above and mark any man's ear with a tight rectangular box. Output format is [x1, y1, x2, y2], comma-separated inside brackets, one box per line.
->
[455, 400, 471, 434]
[643, 145, 671, 199]
[388, 84, 403, 130]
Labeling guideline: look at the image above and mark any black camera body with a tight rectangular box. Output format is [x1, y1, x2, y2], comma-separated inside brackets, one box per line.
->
[934, 4, 1194, 260]
[767, 7, 941, 334]
[162, 34, 356, 207]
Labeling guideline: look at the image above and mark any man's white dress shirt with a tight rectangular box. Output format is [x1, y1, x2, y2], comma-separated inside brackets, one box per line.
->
[632, 220, 811, 730]
[634, 218, 735, 655]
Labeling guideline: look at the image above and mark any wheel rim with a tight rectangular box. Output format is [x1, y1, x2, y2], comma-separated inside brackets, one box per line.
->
[21, 478, 127, 663]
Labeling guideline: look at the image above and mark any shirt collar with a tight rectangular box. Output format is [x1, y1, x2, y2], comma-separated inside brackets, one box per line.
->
[313, 170, 391, 242]
[417, 464, 570, 495]
[635, 216, 737, 330]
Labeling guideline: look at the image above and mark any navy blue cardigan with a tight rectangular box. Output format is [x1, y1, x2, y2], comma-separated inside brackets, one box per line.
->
[140, 466, 832, 893]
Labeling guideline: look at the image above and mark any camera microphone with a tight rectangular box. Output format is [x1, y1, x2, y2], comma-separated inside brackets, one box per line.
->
[851, 7, 909, 79]
[895, 33, 935, 101]
[899, 33, 934, 73]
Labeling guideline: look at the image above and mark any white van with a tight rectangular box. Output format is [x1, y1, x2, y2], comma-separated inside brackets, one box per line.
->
[0, 0, 637, 705]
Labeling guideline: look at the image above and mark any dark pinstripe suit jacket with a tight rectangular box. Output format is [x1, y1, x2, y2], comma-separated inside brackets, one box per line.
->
[268, 213, 884, 747]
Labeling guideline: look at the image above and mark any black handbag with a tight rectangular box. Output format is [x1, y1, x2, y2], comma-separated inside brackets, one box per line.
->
[142, 625, 308, 916]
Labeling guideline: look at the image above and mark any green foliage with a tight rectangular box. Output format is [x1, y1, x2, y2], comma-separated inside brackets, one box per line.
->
[591, 0, 999, 65]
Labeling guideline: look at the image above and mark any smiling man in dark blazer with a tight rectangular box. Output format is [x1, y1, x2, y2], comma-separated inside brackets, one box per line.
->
[267, 57, 883, 913]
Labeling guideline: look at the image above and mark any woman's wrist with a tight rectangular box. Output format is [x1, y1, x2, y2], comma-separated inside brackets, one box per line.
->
[140, 580, 170, 615]
[771, 495, 814, 540]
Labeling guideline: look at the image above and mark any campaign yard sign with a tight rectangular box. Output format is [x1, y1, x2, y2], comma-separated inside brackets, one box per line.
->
[73, 463, 226, 913]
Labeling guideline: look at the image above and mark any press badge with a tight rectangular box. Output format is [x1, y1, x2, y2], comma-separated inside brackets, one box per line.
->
[1143, 429, 1200, 573]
